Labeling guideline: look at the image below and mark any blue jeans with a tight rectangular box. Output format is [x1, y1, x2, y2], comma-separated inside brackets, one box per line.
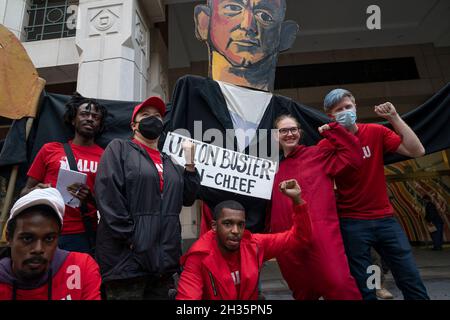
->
[58, 233, 93, 253]
[340, 217, 429, 300]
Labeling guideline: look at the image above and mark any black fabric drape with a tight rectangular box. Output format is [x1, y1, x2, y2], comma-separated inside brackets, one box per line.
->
[0, 92, 139, 189]
[0, 82, 449, 191]
[382, 83, 450, 164]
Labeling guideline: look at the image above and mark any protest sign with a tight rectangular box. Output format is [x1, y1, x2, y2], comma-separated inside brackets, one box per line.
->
[163, 132, 277, 199]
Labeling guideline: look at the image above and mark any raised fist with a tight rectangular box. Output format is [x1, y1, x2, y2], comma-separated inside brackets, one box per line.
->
[279, 179, 303, 204]
[374, 102, 397, 119]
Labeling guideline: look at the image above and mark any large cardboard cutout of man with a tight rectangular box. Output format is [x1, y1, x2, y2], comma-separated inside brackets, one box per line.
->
[166, 0, 328, 235]
[194, 0, 298, 91]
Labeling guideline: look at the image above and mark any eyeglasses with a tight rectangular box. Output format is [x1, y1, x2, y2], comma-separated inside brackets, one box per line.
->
[278, 127, 299, 135]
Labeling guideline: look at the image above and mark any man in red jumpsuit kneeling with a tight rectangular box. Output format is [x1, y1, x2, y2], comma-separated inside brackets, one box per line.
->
[176, 179, 311, 300]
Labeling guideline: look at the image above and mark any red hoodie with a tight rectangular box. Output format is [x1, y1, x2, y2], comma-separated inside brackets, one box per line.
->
[176, 203, 311, 300]
[269, 122, 363, 300]
[0, 249, 101, 300]
[271, 122, 363, 230]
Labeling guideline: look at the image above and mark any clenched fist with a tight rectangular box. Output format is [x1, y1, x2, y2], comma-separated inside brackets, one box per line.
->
[279, 179, 303, 205]
[374, 102, 398, 120]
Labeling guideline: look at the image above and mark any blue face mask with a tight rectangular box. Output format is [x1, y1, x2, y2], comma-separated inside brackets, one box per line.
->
[335, 109, 357, 128]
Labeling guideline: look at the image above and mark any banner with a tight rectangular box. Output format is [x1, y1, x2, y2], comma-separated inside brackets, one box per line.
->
[163, 132, 277, 200]
[0, 24, 44, 119]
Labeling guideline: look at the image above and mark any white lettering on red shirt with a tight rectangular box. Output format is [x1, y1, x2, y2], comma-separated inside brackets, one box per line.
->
[362, 146, 372, 159]
[27, 141, 103, 234]
[66, 265, 81, 290]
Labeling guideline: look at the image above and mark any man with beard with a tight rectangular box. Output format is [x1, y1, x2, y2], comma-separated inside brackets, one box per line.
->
[21, 93, 108, 253]
[0, 188, 101, 300]
[95, 96, 201, 300]
[176, 179, 311, 300]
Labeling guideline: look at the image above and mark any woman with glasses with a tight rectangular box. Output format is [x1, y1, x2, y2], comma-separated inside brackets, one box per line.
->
[268, 114, 363, 300]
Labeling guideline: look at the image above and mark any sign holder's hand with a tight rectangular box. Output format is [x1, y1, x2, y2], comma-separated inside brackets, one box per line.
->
[182, 140, 196, 172]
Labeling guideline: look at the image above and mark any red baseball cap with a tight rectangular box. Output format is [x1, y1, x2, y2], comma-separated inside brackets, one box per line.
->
[131, 96, 166, 122]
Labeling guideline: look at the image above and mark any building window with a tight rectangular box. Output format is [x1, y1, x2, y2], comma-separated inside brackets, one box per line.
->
[25, 0, 79, 42]
[274, 57, 420, 90]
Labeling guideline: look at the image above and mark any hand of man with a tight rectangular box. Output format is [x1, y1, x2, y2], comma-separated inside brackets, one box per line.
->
[279, 179, 303, 205]
[374, 102, 398, 120]
[67, 183, 92, 204]
[318, 124, 331, 134]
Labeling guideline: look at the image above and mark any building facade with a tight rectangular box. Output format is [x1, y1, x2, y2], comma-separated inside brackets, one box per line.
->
[1, 0, 449, 246]
[0, 0, 168, 101]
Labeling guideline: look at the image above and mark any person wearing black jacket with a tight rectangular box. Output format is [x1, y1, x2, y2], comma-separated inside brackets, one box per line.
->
[95, 96, 200, 300]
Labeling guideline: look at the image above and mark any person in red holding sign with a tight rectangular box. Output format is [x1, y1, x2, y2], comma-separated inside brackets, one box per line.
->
[320, 88, 428, 300]
[270, 114, 363, 300]
[176, 179, 311, 300]
[94, 96, 200, 300]
[0, 188, 101, 300]
[21, 93, 108, 254]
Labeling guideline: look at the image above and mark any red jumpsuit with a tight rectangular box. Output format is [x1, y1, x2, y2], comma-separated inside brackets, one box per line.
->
[270, 123, 362, 300]
[177, 203, 311, 300]
[0, 250, 101, 300]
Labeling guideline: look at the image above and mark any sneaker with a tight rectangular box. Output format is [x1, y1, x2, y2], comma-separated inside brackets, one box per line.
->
[376, 288, 394, 299]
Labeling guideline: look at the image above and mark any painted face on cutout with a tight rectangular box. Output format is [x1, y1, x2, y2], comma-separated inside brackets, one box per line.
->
[206, 0, 285, 67]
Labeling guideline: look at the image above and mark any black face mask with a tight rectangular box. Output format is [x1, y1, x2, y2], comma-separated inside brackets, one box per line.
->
[137, 116, 163, 140]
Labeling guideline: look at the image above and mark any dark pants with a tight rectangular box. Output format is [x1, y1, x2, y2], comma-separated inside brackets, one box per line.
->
[340, 217, 429, 300]
[59, 233, 93, 253]
[430, 223, 444, 249]
[103, 275, 175, 300]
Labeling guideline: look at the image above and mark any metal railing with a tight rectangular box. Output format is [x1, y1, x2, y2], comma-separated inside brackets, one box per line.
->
[24, 0, 78, 42]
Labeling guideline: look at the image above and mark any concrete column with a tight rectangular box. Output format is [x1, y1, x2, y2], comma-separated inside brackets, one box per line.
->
[0, 0, 28, 40]
[148, 27, 169, 101]
[75, 0, 150, 100]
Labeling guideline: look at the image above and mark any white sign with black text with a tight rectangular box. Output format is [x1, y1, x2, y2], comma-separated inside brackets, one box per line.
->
[163, 132, 277, 200]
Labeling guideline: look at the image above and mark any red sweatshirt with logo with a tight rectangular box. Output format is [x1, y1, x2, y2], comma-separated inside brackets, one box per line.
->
[0, 249, 101, 300]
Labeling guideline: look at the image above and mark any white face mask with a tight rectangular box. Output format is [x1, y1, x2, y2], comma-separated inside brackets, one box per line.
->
[335, 109, 357, 128]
